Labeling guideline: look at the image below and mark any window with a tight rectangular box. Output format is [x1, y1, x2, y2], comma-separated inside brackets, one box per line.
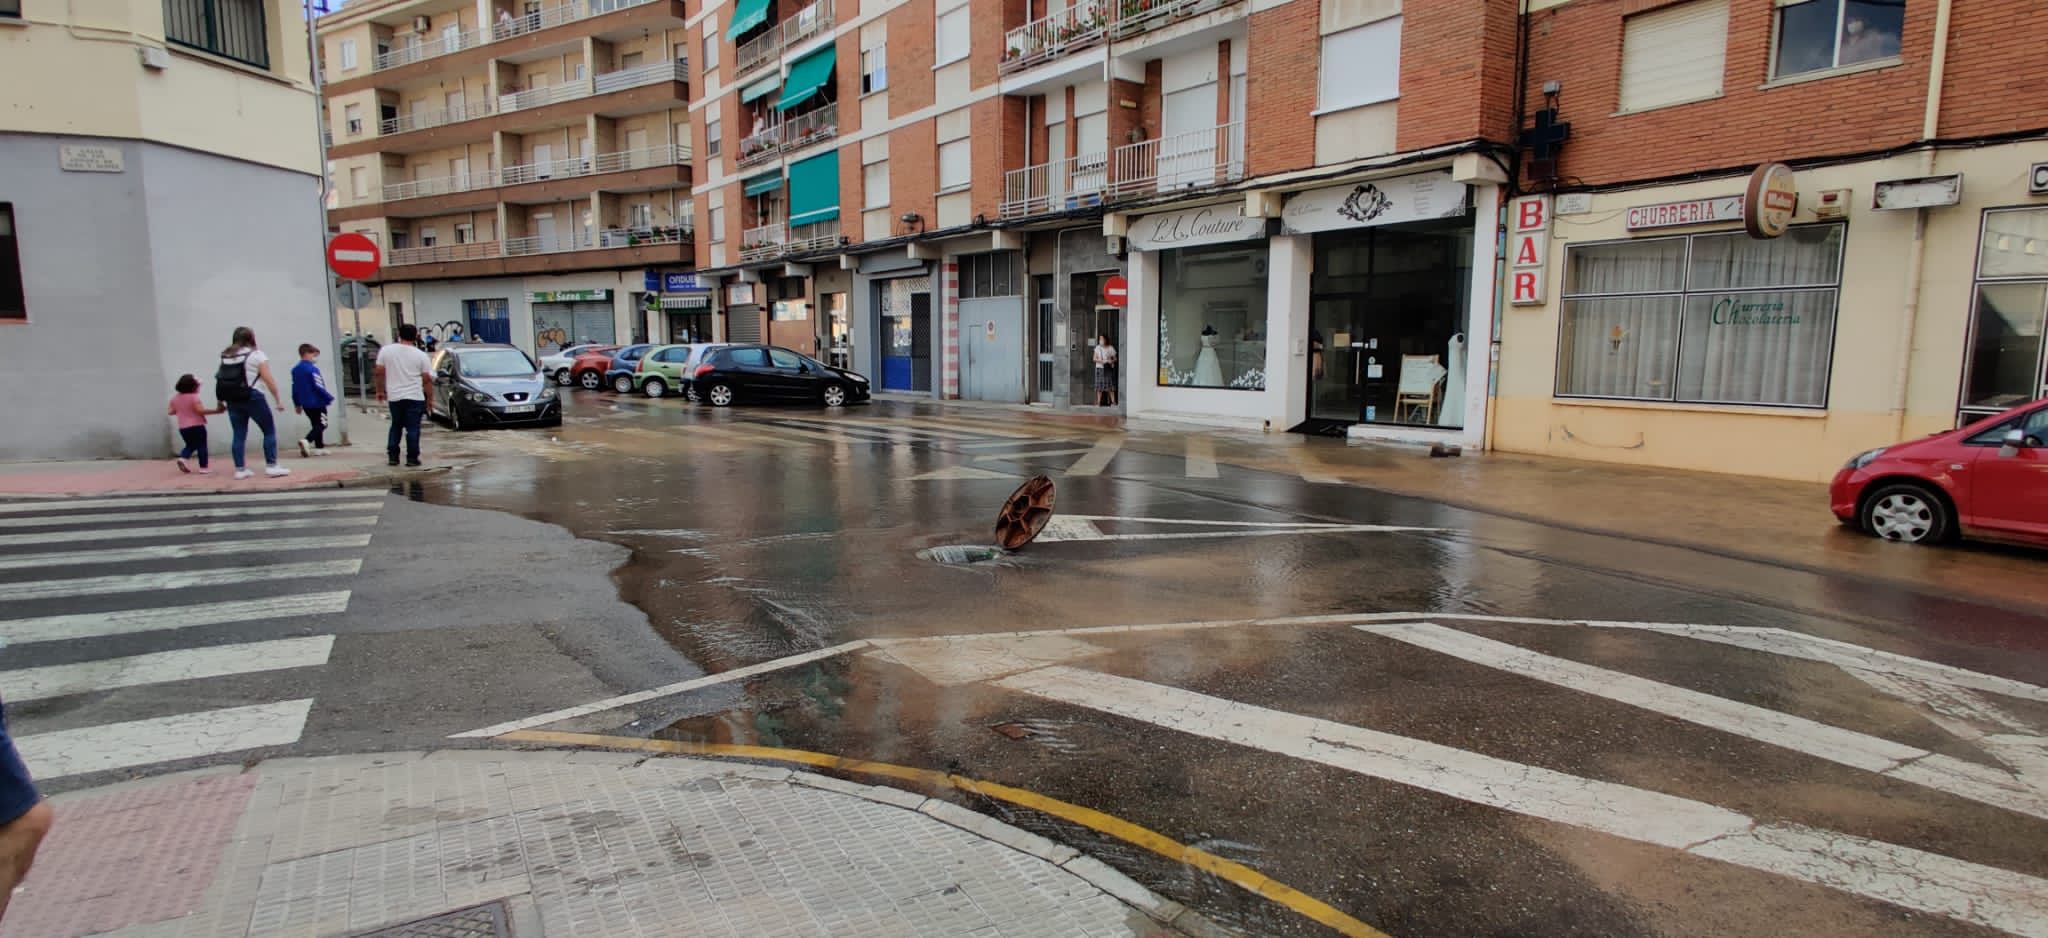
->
[349, 167, 367, 198]
[702, 16, 719, 74]
[958, 252, 1022, 298]
[861, 44, 889, 94]
[1965, 408, 2048, 447]
[339, 38, 358, 71]
[621, 51, 644, 70]
[1158, 243, 1269, 390]
[1317, 16, 1400, 112]
[935, 7, 969, 66]
[441, 23, 459, 48]
[630, 202, 654, 227]
[344, 103, 363, 136]
[455, 223, 474, 244]
[1620, 0, 1727, 112]
[1959, 208, 2048, 420]
[163, 0, 271, 69]
[0, 205, 22, 320]
[709, 205, 726, 242]
[1772, 0, 1903, 80]
[391, 230, 410, 249]
[864, 160, 890, 209]
[724, 347, 769, 367]
[937, 140, 970, 192]
[769, 348, 804, 368]
[0, 1, 19, 17]
[1556, 225, 1845, 408]
[420, 227, 438, 247]
[706, 116, 722, 157]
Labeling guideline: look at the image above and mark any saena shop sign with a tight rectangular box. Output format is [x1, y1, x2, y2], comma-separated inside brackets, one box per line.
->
[1709, 296, 1800, 326]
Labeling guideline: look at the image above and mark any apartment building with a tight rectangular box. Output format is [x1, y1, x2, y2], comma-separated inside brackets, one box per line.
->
[1494, 0, 2048, 480]
[689, 0, 1522, 441]
[317, 0, 706, 355]
[0, 0, 335, 460]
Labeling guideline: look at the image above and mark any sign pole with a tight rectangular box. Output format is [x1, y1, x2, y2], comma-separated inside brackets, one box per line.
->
[353, 303, 367, 405]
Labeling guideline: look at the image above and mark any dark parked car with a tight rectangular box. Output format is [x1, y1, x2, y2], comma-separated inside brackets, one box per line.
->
[428, 343, 562, 430]
[603, 344, 656, 393]
[685, 344, 871, 408]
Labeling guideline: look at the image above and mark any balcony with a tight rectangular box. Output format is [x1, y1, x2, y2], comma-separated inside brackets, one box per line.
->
[735, 106, 839, 168]
[383, 171, 496, 202]
[787, 218, 840, 253]
[388, 241, 501, 266]
[381, 99, 495, 136]
[498, 59, 689, 115]
[739, 222, 787, 261]
[1000, 150, 1110, 217]
[737, 125, 782, 168]
[999, 0, 1242, 73]
[597, 224, 694, 248]
[734, 0, 835, 80]
[368, 0, 668, 72]
[373, 26, 486, 71]
[386, 223, 692, 268]
[1000, 122, 1241, 217]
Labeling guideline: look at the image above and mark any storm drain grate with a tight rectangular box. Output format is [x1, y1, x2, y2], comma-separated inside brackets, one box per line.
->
[353, 901, 509, 938]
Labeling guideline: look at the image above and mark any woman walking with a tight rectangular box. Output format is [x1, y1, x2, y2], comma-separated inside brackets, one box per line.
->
[216, 327, 291, 480]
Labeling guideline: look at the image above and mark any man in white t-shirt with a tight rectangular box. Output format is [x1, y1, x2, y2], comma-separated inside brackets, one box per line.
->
[373, 323, 436, 467]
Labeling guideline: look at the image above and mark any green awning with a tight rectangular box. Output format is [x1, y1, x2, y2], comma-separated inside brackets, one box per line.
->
[773, 44, 836, 112]
[787, 152, 839, 227]
[726, 0, 771, 39]
[740, 75, 781, 103]
[743, 172, 784, 197]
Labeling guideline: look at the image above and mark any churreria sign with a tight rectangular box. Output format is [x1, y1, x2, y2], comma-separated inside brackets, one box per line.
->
[1709, 296, 1800, 326]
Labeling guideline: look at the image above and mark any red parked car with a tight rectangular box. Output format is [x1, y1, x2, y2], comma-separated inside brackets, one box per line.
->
[566, 346, 619, 391]
[1831, 399, 2048, 547]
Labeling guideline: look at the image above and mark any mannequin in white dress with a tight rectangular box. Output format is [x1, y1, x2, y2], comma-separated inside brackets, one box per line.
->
[1194, 325, 1224, 386]
[1437, 333, 1467, 427]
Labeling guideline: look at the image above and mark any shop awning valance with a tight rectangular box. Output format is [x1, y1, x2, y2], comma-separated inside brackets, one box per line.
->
[743, 172, 784, 197]
[740, 75, 781, 103]
[773, 45, 836, 112]
[727, 0, 772, 39]
[787, 151, 840, 227]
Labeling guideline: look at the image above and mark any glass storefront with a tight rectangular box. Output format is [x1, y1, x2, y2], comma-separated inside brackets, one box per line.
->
[1961, 207, 2048, 423]
[1309, 217, 1473, 426]
[1156, 243, 1269, 390]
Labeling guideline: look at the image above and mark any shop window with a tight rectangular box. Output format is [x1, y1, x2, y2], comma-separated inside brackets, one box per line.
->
[1556, 224, 1844, 408]
[1959, 208, 2048, 420]
[0, 204, 23, 320]
[958, 252, 1021, 298]
[1158, 244, 1269, 390]
[1772, 0, 1902, 80]
[1619, 0, 1727, 112]
[1317, 16, 1400, 113]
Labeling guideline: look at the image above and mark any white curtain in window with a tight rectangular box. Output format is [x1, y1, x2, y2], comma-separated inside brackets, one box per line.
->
[1675, 291, 1836, 406]
[1558, 297, 1683, 399]
[1563, 238, 1687, 294]
[1688, 226, 1841, 289]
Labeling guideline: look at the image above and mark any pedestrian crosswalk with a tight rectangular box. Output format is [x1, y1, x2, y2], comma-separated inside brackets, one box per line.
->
[692, 417, 1251, 480]
[0, 489, 381, 782]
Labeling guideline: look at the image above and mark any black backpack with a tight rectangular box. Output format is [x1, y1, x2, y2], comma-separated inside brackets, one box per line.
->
[216, 352, 253, 403]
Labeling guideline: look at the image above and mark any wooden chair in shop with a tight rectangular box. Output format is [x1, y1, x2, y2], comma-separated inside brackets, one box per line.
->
[1396, 354, 1448, 424]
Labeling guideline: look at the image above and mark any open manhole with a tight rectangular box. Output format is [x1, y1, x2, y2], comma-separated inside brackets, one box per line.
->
[354, 902, 509, 938]
[917, 544, 1005, 565]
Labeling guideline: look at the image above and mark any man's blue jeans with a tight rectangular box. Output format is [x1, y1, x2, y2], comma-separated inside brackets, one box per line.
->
[387, 399, 425, 464]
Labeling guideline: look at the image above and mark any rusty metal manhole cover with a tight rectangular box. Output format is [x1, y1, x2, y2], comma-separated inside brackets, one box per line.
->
[354, 902, 509, 938]
[993, 474, 1056, 550]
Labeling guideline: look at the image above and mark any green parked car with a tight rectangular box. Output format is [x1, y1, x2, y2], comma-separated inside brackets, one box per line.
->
[628, 343, 729, 399]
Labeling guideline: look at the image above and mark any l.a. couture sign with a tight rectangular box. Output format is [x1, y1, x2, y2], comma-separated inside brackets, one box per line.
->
[1281, 171, 1467, 235]
[1127, 205, 1264, 251]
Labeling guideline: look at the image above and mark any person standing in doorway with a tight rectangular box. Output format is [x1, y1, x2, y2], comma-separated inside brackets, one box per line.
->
[217, 327, 291, 480]
[374, 323, 435, 468]
[292, 344, 337, 458]
[1093, 334, 1118, 407]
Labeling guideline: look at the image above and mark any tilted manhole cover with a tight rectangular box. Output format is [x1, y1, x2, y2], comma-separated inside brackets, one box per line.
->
[354, 901, 509, 938]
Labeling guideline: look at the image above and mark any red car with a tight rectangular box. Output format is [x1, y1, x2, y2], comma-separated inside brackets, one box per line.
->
[566, 346, 619, 391]
[1831, 399, 2048, 547]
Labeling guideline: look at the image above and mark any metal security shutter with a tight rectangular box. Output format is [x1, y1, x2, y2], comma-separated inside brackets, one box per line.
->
[1619, 0, 1728, 113]
[728, 304, 763, 343]
[569, 302, 614, 345]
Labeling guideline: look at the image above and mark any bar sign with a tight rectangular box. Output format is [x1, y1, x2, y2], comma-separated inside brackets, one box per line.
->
[1509, 195, 1550, 307]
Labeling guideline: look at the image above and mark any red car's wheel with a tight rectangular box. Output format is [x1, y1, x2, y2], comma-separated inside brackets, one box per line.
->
[1860, 483, 1953, 545]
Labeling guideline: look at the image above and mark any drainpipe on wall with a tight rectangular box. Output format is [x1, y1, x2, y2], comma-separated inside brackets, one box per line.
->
[1890, 0, 1954, 438]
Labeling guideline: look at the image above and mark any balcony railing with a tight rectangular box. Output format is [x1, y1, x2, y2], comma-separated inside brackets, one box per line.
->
[380, 99, 495, 136]
[1001, 0, 1107, 73]
[735, 28, 781, 78]
[505, 232, 597, 256]
[737, 124, 783, 168]
[373, 26, 486, 71]
[1111, 0, 1236, 38]
[496, 59, 688, 117]
[499, 81, 588, 113]
[781, 105, 838, 152]
[1111, 121, 1244, 196]
[735, 0, 835, 79]
[597, 224, 694, 248]
[1000, 150, 1110, 217]
[383, 172, 496, 202]
[788, 219, 840, 253]
[387, 241, 501, 266]
[595, 143, 694, 172]
[740, 222, 788, 261]
[492, 0, 663, 42]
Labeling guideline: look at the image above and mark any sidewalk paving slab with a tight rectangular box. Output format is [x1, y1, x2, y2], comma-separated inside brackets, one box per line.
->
[2, 749, 1206, 938]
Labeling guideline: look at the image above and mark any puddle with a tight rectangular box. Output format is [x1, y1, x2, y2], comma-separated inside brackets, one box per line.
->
[917, 544, 1006, 565]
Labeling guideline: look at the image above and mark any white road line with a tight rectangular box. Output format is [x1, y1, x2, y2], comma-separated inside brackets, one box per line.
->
[740, 422, 884, 446]
[773, 419, 914, 443]
[17, 699, 314, 780]
[1285, 445, 1343, 484]
[0, 490, 383, 514]
[0, 591, 351, 645]
[899, 416, 1045, 439]
[0, 503, 379, 529]
[814, 418, 998, 441]
[0, 514, 381, 548]
[957, 439, 1078, 450]
[1064, 435, 1124, 476]
[0, 636, 334, 702]
[1185, 436, 1219, 478]
[0, 560, 361, 602]
[0, 534, 374, 572]
[1361, 623, 2048, 821]
[997, 666, 2048, 938]
[452, 640, 871, 738]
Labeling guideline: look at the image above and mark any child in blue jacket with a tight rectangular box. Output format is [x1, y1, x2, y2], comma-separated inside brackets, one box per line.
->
[291, 343, 338, 457]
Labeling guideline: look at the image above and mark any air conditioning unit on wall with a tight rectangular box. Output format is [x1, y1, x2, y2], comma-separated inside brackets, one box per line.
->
[413, 15, 431, 32]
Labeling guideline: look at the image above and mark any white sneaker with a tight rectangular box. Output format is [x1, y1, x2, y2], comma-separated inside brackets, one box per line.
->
[312, 448, 330, 457]
[265, 465, 291, 478]
[297, 440, 312, 458]
[233, 469, 254, 480]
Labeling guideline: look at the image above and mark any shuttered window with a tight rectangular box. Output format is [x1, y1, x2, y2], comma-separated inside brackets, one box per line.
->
[1619, 0, 1728, 113]
[163, 0, 271, 69]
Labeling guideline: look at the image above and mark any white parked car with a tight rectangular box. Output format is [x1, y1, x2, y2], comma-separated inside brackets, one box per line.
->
[539, 344, 607, 386]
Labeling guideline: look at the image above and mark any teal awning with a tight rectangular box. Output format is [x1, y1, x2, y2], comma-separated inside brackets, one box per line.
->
[788, 152, 839, 227]
[773, 44, 836, 112]
[743, 172, 784, 197]
[726, 0, 771, 39]
[740, 75, 781, 103]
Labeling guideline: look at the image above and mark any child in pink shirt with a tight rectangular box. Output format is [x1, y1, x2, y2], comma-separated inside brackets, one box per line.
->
[169, 374, 224, 474]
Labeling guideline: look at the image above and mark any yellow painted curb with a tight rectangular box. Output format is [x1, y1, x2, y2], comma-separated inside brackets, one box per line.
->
[501, 730, 1389, 938]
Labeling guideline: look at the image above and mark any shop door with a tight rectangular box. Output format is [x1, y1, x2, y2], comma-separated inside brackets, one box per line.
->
[1068, 273, 1120, 400]
[569, 301, 614, 345]
[878, 278, 932, 392]
[1307, 221, 1473, 428]
[728, 304, 763, 343]
[464, 299, 511, 345]
[960, 298, 1026, 403]
[1034, 275, 1057, 403]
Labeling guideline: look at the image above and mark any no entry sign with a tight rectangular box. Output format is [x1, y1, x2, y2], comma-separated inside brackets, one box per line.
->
[326, 232, 382, 281]
[1101, 275, 1128, 308]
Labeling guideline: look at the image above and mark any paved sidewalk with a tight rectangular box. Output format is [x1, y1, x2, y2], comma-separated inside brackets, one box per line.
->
[2, 750, 1198, 938]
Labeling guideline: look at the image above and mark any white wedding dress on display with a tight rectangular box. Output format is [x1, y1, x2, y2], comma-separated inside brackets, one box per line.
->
[1193, 334, 1224, 386]
[1437, 333, 1467, 427]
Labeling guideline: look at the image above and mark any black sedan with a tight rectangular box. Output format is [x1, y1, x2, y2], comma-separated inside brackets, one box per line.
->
[429, 344, 563, 430]
[684, 344, 871, 408]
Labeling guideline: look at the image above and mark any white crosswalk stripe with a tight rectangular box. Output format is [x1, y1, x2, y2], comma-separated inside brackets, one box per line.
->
[0, 490, 376, 781]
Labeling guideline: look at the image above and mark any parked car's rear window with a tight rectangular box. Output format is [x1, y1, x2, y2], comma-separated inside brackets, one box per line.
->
[723, 348, 768, 367]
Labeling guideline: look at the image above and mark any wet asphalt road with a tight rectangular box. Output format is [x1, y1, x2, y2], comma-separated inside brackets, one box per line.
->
[410, 393, 2048, 938]
[8, 391, 2048, 937]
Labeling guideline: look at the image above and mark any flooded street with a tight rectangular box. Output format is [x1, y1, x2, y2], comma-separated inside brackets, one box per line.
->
[385, 395, 2048, 936]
